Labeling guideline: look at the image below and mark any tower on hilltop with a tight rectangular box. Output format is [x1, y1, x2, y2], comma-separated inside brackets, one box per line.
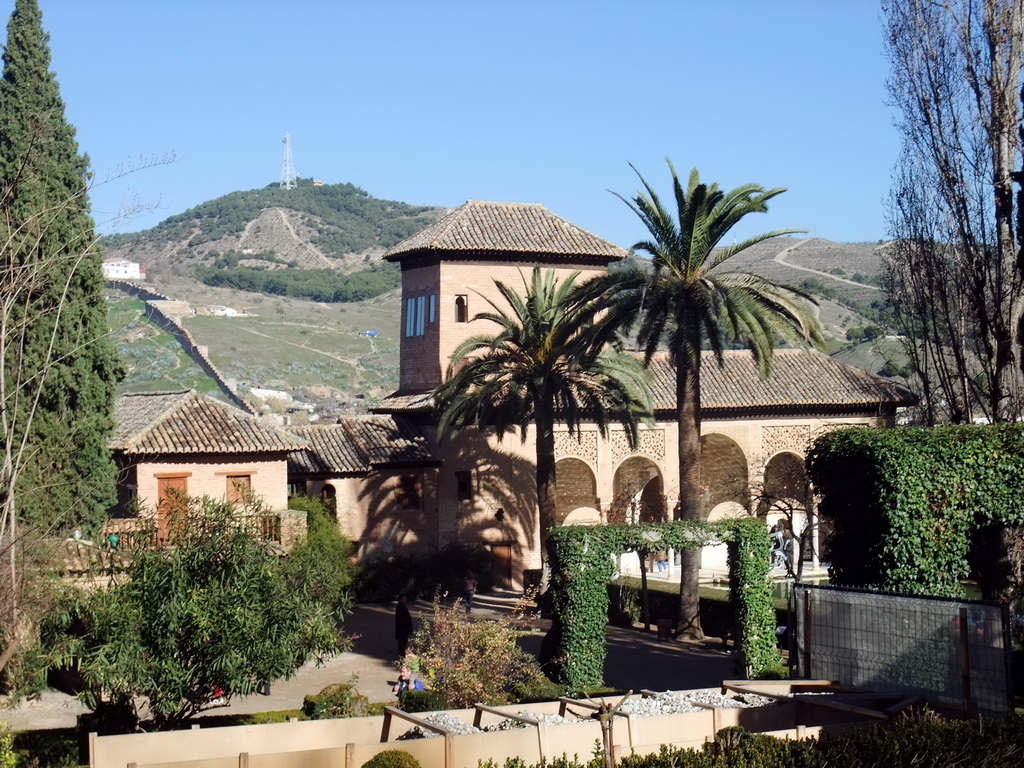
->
[280, 133, 296, 189]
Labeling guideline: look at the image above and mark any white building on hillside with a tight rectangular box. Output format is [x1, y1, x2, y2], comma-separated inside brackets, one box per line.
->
[102, 258, 145, 280]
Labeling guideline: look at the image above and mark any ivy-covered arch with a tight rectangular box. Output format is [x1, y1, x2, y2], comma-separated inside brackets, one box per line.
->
[546, 518, 779, 692]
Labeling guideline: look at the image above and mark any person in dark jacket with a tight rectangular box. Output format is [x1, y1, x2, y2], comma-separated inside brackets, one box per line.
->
[395, 594, 413, 656]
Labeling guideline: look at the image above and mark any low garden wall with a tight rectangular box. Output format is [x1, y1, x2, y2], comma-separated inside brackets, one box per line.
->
[89, 685, 873, 768]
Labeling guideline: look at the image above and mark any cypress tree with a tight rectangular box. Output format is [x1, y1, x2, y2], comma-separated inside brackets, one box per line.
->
[0, 0, 121, 533]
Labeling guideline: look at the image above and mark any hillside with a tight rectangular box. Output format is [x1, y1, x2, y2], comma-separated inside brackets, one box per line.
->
[102, 179, 447, 301]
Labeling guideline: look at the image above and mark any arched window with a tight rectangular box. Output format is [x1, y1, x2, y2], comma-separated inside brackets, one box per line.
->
[455, 295, 468, 323]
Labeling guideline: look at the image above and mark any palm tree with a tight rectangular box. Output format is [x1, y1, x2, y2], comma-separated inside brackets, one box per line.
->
[584, 162, 823, 639]
[435, 267, 651, 563]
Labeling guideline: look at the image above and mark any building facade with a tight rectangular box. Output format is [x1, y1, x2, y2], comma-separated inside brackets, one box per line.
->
[109, 390, 303, 545]
[287, 200, 914, 589]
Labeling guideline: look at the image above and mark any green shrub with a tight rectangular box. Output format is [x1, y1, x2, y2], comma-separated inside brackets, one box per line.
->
[302, 680, 369, 720]
[808, 423, 1024, 596]
[360, 748, 421, 768]
[751, 664, 789, 680]
[512, 669, 565, 703]
[11, 725, 81, 768]
[196, 709, 305, 726]
[479, 717, 1024, 767]
[411, 594, 545, 707]
[0, 725, 16, 768]
[397, 689, 447, 713]
[284, 495, 355, 620]
[810, 717, 1024, 768]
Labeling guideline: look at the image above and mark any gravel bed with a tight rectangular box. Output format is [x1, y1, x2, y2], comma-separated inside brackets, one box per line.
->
[396, 712, 480, 739]
[619, 692, 704, 716]
[512, 710, 577, 726]
[396, 690, 780, 737]
[684, 690, 777, 709]
[619, 690, 778, 717]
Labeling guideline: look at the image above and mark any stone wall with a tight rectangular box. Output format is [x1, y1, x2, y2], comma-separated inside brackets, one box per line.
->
[108, 279, 251, 413]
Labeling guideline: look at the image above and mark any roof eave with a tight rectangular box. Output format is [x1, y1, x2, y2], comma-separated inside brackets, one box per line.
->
[384, 247, 624, 267]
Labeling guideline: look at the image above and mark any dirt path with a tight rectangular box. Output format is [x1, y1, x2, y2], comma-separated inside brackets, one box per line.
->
[273, 209, 335, 268]
[773, 239, 880, 291]
[236, 209, 335, 269]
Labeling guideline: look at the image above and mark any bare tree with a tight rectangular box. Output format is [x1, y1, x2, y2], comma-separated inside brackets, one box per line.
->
[883, 0, 1024, 424]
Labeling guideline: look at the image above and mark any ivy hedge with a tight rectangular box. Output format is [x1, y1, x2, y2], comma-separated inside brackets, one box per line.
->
[546, 519, 778, 692]
[807, 423, 1024, 596]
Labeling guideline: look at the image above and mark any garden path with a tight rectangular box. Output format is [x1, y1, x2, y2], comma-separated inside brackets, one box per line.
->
[1, 592, 738, 732]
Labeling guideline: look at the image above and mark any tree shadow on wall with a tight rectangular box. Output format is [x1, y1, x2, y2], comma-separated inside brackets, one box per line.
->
[352, 430, 540, 591]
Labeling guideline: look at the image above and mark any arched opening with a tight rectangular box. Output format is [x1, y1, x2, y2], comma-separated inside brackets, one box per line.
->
[320, 483, 338, 522]
[555, 457, 598, 525]
[610, 456, 664, 523]
[759, 451, 813, 567]
[700, 434, 750, 573]
[610, 457, 664, 575]
[562, 507, 601, 525]
[455, 295, 468, 323]
[701, 433, 750, 518]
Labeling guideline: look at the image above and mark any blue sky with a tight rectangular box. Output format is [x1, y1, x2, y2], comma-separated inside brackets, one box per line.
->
[15, 1, 896, 248]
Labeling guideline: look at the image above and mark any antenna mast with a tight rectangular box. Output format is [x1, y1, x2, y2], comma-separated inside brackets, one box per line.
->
[280, 133, 296, 189]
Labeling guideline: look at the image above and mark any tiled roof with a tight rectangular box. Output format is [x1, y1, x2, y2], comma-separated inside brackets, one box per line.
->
[646, 350, 917, 411]
[374, 391, 435, 414]
[112, 390, 303, 454]
[383, 200, 627, 263]
[288, 415, 440, 474]
[376, 351, 914, 417]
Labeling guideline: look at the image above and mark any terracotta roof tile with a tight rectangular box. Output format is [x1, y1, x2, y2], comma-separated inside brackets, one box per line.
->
[288, 416, 440, 474]
[112, 390, 303, 454]
[646, 350, 917, 411]
[383, 200, 627, 263]
[374, 391, 435, 414]
[376, 351, 914, 415]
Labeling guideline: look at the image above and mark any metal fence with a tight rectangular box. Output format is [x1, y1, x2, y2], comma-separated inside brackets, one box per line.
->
[791, 584, 1011, 718]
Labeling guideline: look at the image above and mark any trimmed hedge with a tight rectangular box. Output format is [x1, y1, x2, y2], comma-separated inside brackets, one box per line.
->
[808, 423, 1024, 596]
[360, 749, 421, 768]
[547, 519, 778, 692]
[481, 717, 1024, 767]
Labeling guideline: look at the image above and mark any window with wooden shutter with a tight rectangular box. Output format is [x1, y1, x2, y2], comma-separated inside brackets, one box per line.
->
[226, 474, 253, 505]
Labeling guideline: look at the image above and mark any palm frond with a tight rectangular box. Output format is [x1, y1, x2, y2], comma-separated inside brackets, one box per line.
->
[609, 160, 823, 382]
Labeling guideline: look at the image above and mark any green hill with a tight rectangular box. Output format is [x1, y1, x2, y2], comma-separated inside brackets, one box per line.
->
[102, 179, 446, 302]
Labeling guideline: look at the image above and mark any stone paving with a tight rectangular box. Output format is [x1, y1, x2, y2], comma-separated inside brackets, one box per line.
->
[0, 591, 740, 732]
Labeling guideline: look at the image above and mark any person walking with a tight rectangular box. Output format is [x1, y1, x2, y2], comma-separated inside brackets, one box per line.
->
[464, 574, 478, 613]
[395, 595, 413, 656]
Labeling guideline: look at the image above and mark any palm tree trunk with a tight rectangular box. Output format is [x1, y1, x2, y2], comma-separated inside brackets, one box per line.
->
[535, 400, 558, 569]
[676, 356, 704, 640]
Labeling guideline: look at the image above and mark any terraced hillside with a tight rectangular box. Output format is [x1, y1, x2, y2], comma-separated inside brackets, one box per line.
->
[110, 279, 401, 414]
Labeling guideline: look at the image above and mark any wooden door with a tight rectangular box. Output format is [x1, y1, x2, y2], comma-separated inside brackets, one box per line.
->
[490, 542, 514, 591]
[157, 476, 188, 544]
